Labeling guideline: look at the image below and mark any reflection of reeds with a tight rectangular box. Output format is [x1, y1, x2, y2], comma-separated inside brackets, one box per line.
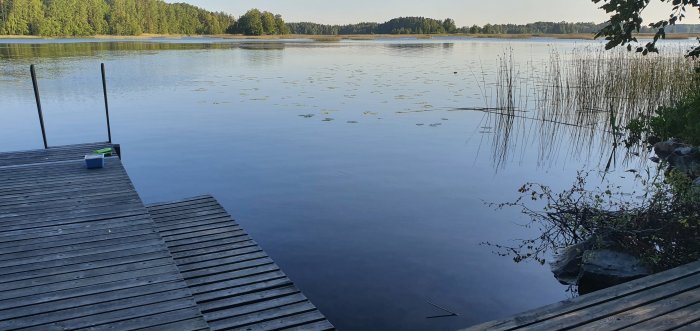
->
[484, 47, 697, 169]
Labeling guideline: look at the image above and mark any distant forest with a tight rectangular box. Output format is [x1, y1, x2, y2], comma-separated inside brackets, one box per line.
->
[288, 20, 700, 35]
[0, 0, 286, 36]
[1, 0, 699, 37]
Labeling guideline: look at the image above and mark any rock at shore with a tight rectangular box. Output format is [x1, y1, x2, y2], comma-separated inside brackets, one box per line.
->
[653, 140, 700, 178]
[577, 249, 651, 294]
[551, 244, 651, 294]
[550, 240, 591, 285]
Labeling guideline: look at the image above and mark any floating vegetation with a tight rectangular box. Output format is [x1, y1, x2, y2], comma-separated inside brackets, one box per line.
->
[311, 36, 342, 42]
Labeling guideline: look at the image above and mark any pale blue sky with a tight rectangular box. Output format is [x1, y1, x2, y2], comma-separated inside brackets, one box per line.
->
[165, 0, 697, 26]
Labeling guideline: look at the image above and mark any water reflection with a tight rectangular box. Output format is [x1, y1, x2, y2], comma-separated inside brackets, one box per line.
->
[384, 42, 454, 56]
[2, 38, 694, 330]
[0, 42, 235, 60]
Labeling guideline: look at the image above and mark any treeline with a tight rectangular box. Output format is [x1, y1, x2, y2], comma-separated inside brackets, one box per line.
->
[0, 1, 288, 36]
[287, 19, 700, 35]
[288, 17, 457, 35]
[3, 0, 699, 37]
[459, 22, 699, 34]
[288, 19, 603, 35]
[460, 22, 603, 34]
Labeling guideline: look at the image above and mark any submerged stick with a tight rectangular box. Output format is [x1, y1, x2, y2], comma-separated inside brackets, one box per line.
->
[425, 299, 459, 319]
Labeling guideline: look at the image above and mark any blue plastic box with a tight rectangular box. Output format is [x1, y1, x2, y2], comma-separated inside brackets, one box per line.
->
[85, 154, 104, 169]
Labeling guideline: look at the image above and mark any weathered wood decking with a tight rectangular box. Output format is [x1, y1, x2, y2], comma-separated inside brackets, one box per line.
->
[148, 196, 334, 331]
[0, 143, 332, 330]
[465, 260, 700, 330]
[0, 143, 208, 329]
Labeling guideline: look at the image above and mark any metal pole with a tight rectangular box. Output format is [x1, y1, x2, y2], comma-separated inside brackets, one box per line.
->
[101, 63, 112, 143]
[30, 65, 48, 149]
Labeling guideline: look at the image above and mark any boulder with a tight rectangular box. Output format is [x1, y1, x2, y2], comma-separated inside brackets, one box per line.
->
[667, 152, 700, 178]
[653, 140, 679, 159]
[653, 140, 700, 179]
[577, 249, 651, 294]
[550, 240, 591, 285]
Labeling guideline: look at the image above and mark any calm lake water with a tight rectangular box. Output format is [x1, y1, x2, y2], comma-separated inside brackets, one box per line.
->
[0, 36, 656, 330]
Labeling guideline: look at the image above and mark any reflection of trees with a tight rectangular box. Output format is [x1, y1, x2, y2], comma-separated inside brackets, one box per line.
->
[383, 42, 454, 56]
[0, 41, 236, 60]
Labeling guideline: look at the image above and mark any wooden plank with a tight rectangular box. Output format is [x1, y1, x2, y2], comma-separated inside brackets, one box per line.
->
[226, 310, 328, 331]
[0, 214, 151, 241]
[147, 196, 217, 211]
[0, 220, 154, 249]
[174, 241, 260, 264]
[0, 264, 181, 303]
[168, 235, 254, 255]
[191, 270, 288, 295]
[198, 286, 301, 312]
[194, 277, 294, 303]
[0, 233, 165, 264]
[154, 214, 233, 232]
[0, 144, 207, 329]
[181, 257, 276, 280]
[283, 319, 336, 331]
[180, 252, 271, 274]
[0, 142, 114, 167]
[148, 202, 224, 217]
[165, 229, 248, 247]
[0, 250, 171, 283]
[674, 319, 700, 331]
[465, 260, 700, 330]
[499, 273, 700, 330]
[203, 292, 308, 321]
[2, 282, 192, 330]
[163, 226, 246, 243]
[176, 246, 264, 269]
[620, 301, 700, 330]
[0, 202, 146, 225]
[210, 301, 317, 329]
[0, 227, 156, 258]
[0, 244, 167, 277]
[149, 196, 333, 330]
[25, 298, 201, 330]
[0, 257, 176, 292]
[156, 216, 236, 235]
[78, 307, 207, 330]
[570, 287, 700, 330]
[0, 271, 184, 320]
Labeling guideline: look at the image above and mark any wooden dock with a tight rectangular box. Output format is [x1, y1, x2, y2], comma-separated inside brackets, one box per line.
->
[0, 143, 332, 330]
[148, 196, 333, 331]
[465, 260, 700, 330]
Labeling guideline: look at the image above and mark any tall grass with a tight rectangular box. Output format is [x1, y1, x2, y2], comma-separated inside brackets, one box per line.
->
[484, 47, 697, 168]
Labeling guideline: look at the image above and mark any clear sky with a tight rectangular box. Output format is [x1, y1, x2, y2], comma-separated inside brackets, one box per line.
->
[165, 0, 699, 26]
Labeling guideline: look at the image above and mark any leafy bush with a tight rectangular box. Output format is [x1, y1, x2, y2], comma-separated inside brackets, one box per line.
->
[626, 89, 700, 147]
[486, 170, 700, 272]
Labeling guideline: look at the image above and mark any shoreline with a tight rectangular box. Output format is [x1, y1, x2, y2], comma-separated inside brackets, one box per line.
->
[0, 32, 697, 41]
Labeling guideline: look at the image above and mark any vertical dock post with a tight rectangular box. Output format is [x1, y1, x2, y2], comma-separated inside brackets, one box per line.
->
[30, 64, 48, 149]
[101, 63, 112, 143]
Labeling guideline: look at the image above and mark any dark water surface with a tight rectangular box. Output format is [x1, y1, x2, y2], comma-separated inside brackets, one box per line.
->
[1, 37, 631, 330]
